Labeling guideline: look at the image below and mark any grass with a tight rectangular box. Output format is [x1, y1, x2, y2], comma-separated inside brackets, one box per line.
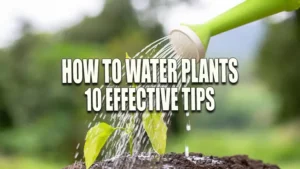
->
[0, 156, 65, 169]
[167, 129, 300, 169]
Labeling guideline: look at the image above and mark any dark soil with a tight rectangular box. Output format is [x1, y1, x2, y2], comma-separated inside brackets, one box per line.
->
[64, 153, 280, 169]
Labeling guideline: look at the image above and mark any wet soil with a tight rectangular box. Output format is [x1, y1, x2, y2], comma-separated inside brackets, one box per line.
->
[64, 153, 280, 169]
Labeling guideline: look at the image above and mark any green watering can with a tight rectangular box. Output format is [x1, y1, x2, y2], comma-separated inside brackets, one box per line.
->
[170, 0, 300, 61]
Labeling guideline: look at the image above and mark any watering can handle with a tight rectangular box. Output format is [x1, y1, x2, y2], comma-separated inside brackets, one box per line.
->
[205, 0, 300, 36]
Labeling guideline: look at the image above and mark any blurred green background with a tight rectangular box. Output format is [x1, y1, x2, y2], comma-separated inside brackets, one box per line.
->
[0, 0, 299, 168]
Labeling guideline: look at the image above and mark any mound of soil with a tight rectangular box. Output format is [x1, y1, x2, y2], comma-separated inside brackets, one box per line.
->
[64, 153, 280, 169]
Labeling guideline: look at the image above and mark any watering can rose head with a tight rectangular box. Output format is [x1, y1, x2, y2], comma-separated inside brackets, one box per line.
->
[169, 25, 207, 62]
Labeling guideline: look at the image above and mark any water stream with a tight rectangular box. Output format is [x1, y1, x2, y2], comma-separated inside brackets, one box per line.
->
[74, 35, 195, 165]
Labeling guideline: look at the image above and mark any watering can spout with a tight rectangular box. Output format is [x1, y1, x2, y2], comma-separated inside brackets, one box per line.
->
[170, 0, 300, 61]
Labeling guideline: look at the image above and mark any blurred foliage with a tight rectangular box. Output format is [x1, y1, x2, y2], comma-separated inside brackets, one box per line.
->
[257, 10, 300, 123]
[64, 0, 141, 43]
[0, 0, 167, 163]
[0, 156, 63, 169]
[168, 129, 300, 169]
[191, 84, 276, 130]
[63, 0, 164, 57]
[0, 24, 90, 160]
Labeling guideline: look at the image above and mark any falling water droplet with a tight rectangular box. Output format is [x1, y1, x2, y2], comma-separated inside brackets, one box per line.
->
[186, 112, 190, 117]
[76, 143, 80, 150]
[93, 114, 98, 121]
[186, 124, 191, 131]
[185, 145, 189, 157]
[186, 121, 191, 131]
[74, 152, 79, 159]
[88, 122, 92, 129]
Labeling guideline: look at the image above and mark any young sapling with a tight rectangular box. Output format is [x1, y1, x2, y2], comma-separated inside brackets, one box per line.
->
[83, 53, 168, 169]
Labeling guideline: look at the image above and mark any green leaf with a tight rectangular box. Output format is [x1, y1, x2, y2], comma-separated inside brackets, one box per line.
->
[132, 83, 137, 88]
[84, 123, 115, 169]
[142, 110, 167, 154]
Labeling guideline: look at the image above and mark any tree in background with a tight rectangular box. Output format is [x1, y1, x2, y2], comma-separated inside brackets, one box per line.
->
[63, 0, 165, 57]
[257, 10, 300, 123]
[62, 0, 196, 57]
